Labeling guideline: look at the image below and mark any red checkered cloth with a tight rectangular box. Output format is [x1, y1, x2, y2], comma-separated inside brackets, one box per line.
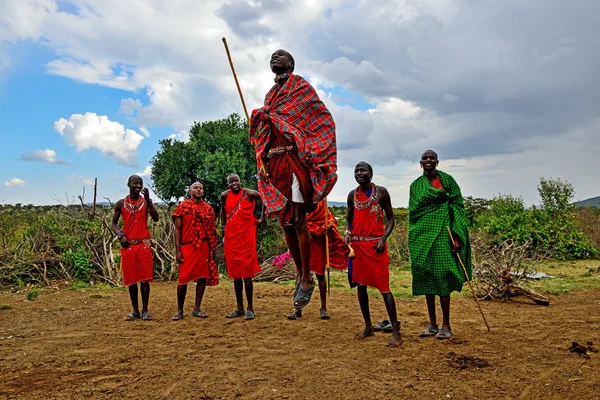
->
[249, 74, 337, 214]
[172, 199, 219, 286]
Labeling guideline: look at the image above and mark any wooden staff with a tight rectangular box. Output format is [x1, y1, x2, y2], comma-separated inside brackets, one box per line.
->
[324, 198, 331, 296]
[222, 37, 266, 175]
[446, 226, 491, 332]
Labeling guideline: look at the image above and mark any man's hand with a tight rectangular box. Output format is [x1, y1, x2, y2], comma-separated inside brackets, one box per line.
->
[141, 188, 151, 202]
[256, 216, 265, 226]
[450, 232, 462, 253]
[119, 235, 130, 248]
[344, 231, 351, 246]
[374, 237, 386, 253]
[176, 250, 184, 264]
[258, 164, 270, 182]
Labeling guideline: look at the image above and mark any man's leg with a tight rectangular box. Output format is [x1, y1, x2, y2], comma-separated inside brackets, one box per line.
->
[172, 284, 186, 320]
[244, 278, 254, 312]
[316, 273, 327, 311]
[292, 203, 312, 291]
[426, 294, 438, 328]
[128, 283, 139, 313]
[194, 278, 207, 312]
[140, 281, 150, 315]
[233, 278, 244, 311]
[355, 286, 375, 340]
[382, 292, 403, 347]
[440, 295, 451, 331]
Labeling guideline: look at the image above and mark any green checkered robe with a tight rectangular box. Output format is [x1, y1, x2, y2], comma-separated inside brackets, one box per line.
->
[408, 171, 472, 296]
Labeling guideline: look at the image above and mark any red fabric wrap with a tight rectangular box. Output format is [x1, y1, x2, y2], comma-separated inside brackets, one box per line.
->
[249, 74, 337, 215]
[120, 242, 153, 286]
[224, 189, 261, 279]
[121, 197, 150, 241]
[120, 198, 153, 285]
[307, 201, 349, 275]
[268, 129, 313, 225]
[350, 188, 390, 293]
[431, 176, 443, 189]
[172, 199, 219, 286]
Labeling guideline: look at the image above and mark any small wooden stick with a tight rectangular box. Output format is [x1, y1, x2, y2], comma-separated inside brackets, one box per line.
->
[447, 226, 491, 332]
[324, 198, 331, 296]
[222, 37, 266, 175]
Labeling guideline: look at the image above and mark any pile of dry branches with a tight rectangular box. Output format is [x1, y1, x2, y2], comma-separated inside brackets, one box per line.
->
[472, 234, 550, 305]
[253, 256, 297, 283]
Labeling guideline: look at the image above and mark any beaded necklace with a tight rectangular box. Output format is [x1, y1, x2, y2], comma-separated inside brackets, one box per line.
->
[353, 183, 377, 210]
[274, 73, 290, 83]
[124, 195, 145, 216]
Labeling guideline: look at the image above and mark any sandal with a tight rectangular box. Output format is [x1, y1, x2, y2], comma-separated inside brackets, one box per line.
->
[287, 310, 302, 320]
[192, 309, 208, 318]
[226, 309, 245, 319]
[419, 325, 439, 337]
[244, 311, 255, 320]
[141, 311, 152, 321]
[436, 328, 453, 340]
[171, 311, 183, 321]
[373, 320, 391, 332]
[125, 311, 141, 321]
[293, 281, 315, 309]
[320, 309, 330, 320]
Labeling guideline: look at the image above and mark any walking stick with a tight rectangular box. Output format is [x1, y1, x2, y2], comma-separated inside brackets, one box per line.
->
[324, 198, 331, 296]
[446, 226, 491, 332]
[222, 37, 267, 175]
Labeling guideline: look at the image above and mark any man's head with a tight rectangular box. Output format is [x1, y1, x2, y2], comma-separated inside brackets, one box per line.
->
[420, 150, 439, 172]
[270, 49, 295, 74]
[354, 161, 373, 185]
[227, 173, 241, 193]
[127, 175, 143, 194]
[188, 182, 204, 200]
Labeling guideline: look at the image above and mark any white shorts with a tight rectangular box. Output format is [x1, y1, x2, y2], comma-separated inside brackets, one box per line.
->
[291, 173, 304, 203]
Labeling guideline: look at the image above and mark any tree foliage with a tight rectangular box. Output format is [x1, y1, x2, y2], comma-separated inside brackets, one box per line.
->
[150, 114, 257, 207]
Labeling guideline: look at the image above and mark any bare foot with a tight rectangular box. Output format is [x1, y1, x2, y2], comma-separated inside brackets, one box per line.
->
[354, 328, 375, 340]
[387, 333, 403, 347]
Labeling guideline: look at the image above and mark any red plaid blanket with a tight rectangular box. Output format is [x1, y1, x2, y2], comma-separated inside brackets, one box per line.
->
[172, 199, 219, 286]
[249, 74, 337, 213]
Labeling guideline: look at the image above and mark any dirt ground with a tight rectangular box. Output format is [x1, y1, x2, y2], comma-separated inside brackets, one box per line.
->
[1, 282, 599, 400]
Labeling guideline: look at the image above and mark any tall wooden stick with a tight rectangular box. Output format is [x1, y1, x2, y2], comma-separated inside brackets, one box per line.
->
[324, 198, 331, 296]
[447, 226, 491, 332]
[222, 37, 266, 176]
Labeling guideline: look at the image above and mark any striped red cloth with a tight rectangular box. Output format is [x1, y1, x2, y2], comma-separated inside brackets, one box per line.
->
[172, 199, 219, 286]
[249, 74, 337, 214]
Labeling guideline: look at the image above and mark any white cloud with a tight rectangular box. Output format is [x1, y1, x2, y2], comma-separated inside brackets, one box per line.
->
[20, 149, 70, 165]
[54, 112, 144, 167]
[136, 166, 152, 177]
[139, 126, 150, 137]
[118, 98, 143, 115]
[4, 178, 26, 187]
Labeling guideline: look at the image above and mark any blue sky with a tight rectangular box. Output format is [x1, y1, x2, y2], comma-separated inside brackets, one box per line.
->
[1, 1, 599, 207]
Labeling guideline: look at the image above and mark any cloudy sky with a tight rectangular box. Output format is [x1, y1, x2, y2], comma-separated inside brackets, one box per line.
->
[1, 0, 598, 207]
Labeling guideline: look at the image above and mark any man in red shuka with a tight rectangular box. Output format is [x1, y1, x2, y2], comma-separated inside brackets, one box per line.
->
[171, 182, 219, 321]
[112, 175, 159, 321]
[288, 200, 349, 320]
[345, 162, 402, 347]
[220, 173, 264, 321]
[249, 49, 337, 310]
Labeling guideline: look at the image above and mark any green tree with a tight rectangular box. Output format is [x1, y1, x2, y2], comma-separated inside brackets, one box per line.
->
[538, 177, 575, 213]
[150, 114, 257, 207]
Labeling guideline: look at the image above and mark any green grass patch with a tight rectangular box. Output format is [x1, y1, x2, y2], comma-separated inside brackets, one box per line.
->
[67, 281, 122, 291]
[0, 303, 14, 310]
[515, 260, 600, 295]
[26, 289, 40, 301]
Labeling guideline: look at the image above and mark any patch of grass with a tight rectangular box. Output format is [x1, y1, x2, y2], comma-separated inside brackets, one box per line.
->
[67, 281, 121, 291]
[0, 303, 14, 310]
[523, 260, 600, 295]
[26, 289, 40, 301]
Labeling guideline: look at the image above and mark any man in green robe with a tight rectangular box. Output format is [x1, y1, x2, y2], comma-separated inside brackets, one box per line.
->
[408, 150, 472, 340]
